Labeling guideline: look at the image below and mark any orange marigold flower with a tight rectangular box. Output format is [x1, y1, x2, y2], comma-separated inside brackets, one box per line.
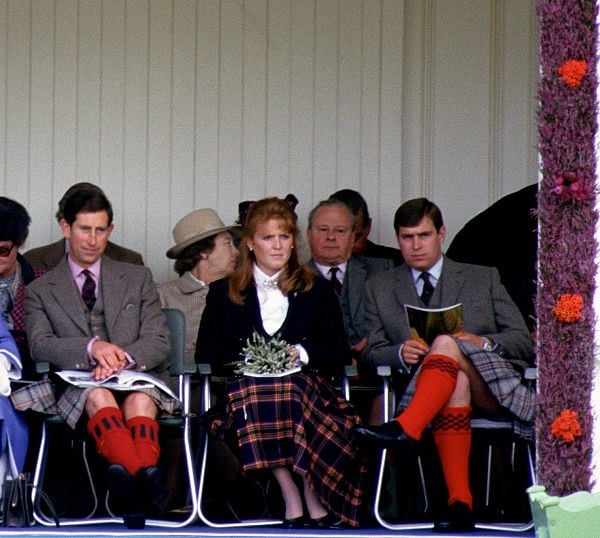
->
[552, 294, 583, 323]
[551, 409, 582, 443]
[558, 59, 587, 87]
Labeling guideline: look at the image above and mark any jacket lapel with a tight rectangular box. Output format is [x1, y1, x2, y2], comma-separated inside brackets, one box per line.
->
[439, 257, 466, 306]
[48, 260, 89, 334]
[100, 257, 129, 337]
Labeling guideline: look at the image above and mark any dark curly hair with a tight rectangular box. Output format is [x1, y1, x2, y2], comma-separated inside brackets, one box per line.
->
[0, 197, 31, 247]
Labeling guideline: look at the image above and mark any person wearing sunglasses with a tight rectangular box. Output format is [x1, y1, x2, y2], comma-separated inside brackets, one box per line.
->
[0, 197, 44, 379]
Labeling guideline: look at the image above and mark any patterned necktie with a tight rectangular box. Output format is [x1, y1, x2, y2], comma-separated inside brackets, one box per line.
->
[329, 267, 342, 294]
[420, 272, 434, 306]
[81, 270, 96, 311]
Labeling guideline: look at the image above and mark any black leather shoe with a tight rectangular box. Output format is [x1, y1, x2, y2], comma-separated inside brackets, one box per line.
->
[281, 515, 306, 529]
[136, 466, 167, 515]
[352, 420, 414, 445]
[309, 512, 344, 529]
[107, 465, 146, 529]
[433, 501, 475, 533]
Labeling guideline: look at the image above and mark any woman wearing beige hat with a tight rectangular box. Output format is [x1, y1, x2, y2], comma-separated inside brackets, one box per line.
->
[158, 209, 239, 365]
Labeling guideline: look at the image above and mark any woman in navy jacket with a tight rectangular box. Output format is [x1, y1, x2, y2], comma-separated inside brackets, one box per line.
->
[196, 197, 367, 529]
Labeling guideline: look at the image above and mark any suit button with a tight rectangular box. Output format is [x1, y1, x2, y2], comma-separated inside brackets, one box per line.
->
[140, 365, 146, 371]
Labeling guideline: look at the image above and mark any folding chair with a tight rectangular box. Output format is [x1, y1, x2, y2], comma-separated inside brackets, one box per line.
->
[31, 308, 198, 528]
[196, 363, 357, 527]
[372, 365, 536, 532]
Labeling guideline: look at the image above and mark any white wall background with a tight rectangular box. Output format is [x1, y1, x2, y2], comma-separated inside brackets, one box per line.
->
[0, 0, 538, 283]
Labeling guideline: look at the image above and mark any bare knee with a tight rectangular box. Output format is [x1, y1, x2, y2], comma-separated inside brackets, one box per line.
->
[429, 335, 461, 359]
[85, 387, 118, 416]
[447, 371, 470, 407]
[122, 391, 158, 420]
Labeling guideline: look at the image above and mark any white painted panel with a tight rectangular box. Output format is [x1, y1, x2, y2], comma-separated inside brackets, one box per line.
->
[146, 0, 173, 277]
[77, 0, 101, 184]
[5, 0, 30, 201]
[195, 0, 220, 211]
[265, 0, 291, 200]
[241, 0, 267, 204]
[53, 0, 79, 217]
[337, 0, 362, 189]
[171, 0, 197, 222]
[379, 0, 404, 247]
[288, 0, 314, 231]
[29, 0, 56, 247]
[123, 0, 150, 263]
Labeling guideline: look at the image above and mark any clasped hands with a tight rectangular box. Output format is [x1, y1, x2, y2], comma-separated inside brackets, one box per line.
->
[401, 331, 488, 366]
[90, 340, 128, 380]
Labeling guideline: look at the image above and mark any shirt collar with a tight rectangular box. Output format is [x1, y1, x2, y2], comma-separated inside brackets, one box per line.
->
[253, 265, 285, 290]
[313, 260, 348, 280]
[68, 256, 101, 282]
[411, 256, 443, 286]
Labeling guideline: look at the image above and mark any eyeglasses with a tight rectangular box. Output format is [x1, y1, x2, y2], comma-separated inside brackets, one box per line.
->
[0, 244, 15, 257]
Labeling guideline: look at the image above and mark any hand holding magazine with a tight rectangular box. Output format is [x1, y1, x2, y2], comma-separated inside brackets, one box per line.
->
[404, 303, 464, 346]
[55, 369, 178, 401]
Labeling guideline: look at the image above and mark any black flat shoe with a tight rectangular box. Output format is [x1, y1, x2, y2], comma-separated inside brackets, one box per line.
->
[352, 420, 415, 445]
[310, 512, 344, 529]
[433, 501, 475, 533]
[107, 465, 146, 529]
[136, 465, 167, 515]
[281, 515, 306, 529]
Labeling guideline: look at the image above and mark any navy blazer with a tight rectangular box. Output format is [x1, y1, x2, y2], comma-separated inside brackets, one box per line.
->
[195, 276, 351, 377]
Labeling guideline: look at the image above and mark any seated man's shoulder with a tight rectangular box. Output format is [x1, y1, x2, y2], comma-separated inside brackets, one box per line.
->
[104, 241, 144, 265]
[353, 254, 394, 275]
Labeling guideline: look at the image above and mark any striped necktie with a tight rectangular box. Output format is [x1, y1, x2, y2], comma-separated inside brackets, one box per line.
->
[81, 270, 96, 311]
[420, 272, 434, 306]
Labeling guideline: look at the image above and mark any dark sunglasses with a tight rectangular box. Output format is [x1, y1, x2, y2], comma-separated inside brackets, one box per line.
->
[0, 244, 15, 257]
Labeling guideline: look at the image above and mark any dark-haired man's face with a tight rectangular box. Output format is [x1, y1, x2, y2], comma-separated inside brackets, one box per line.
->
[396, 216, 445, 272]
[61, 211, 113, 268]
[352, 212, 371, 255]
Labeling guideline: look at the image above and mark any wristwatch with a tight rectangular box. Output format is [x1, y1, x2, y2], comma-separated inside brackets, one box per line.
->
[481, 337, 494, 352]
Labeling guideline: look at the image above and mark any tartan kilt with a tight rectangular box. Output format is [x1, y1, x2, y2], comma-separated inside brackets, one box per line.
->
[11, 378, 180, 429]
[204, 371, 369, 527]
[398, 340, 535, 439]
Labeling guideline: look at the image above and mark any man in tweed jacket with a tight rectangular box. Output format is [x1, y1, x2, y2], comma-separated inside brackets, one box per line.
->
[24, 188, 171, 528]
[354, 198, 534, 533]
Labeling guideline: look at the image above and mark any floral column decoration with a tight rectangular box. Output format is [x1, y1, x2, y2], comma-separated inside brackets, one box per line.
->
[537, 0, 598, 494]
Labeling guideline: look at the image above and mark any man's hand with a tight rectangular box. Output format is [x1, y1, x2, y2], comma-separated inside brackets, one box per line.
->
[350, 337, 367, 359]
[401, 338, 430, 365]
[90, 340, 128, 380]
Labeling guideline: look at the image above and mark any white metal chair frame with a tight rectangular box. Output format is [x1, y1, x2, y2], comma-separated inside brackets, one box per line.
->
[31, 308, 198, 528]
[373, 365, 536, 532]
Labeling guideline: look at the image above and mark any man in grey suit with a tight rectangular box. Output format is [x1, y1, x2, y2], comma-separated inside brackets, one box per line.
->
[353, 198, 534, 532]
[25, 188, 173, 528]
[306, 199, 392, 415]
[24, 182, 143, 270]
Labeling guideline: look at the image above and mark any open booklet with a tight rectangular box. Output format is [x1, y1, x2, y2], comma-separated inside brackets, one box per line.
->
[55, 369, 178, 401]
[404, 303, 464, 346]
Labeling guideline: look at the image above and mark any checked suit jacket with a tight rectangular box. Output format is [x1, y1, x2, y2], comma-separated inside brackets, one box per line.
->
[364, 256, 533, 372]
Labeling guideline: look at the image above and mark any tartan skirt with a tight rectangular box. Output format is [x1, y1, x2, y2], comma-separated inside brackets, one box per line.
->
[204, 371, 369, 527]
[398, 339, 536, 439]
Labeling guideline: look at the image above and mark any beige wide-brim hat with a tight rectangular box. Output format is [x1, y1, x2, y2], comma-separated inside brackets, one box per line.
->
[167, 208, 239, 259]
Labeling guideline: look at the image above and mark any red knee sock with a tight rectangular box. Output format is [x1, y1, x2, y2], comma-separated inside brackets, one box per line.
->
[396, 354, 459, 440]
[432, 406, 473, 509]
[126, 416, 161, 468]
[87, 407, 143, 476]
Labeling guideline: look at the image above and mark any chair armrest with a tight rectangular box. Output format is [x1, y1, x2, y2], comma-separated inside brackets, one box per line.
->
[197, 363, 212, 376]
[376, 365, 392, 377]
[344, 364, 358, 378]
[35, 361, 51, 375]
